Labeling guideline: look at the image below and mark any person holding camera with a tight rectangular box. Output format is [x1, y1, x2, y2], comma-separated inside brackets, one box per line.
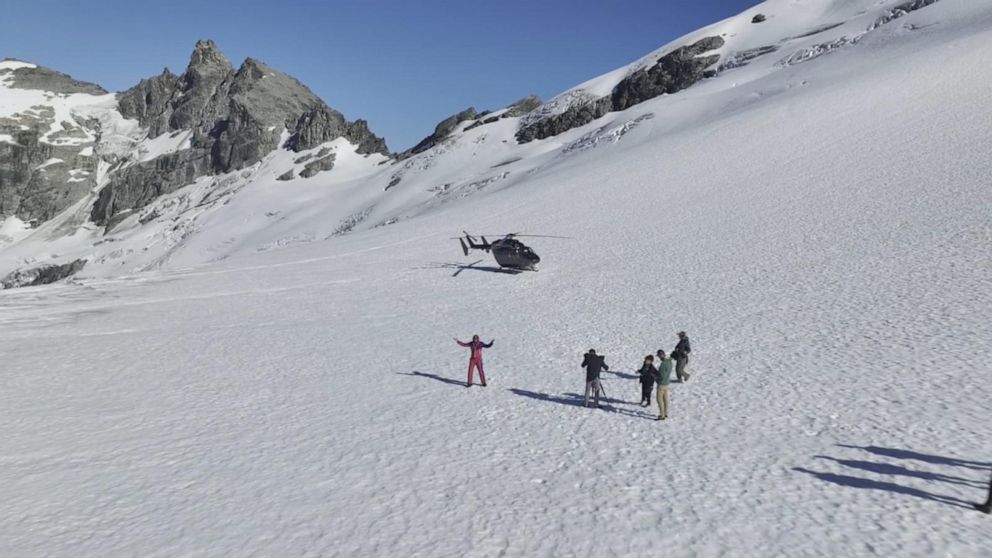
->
[581, 349, 609, 408]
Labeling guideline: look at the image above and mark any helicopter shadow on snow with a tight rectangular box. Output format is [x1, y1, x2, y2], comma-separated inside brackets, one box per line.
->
[418, 260, 524, 277]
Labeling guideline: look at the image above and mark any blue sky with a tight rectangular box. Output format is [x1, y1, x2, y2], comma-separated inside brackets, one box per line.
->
[1, 0, 761, 150]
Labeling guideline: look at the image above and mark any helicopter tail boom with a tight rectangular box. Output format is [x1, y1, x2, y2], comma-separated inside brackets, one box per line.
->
[459, 233, 491, 253]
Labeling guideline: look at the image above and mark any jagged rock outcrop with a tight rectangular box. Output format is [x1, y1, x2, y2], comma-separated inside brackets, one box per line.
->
[515, 96, 613, 143]
[1, 258, 86, 288]
[611, 36, 724, 111]
[516, 36, 724, 143]
[95, 40, 389, 226]
[504, 95, 542, 118]
[116, 69, 180, 137]
[345, 119, 390, 156]
[464, 96, 543, 132]
[300, 150, 336, 178]
[0, 63, 103, 222]
[400, 107, 478, 159]
[403, 95, 543, 155]
[0, 131, 99, 222]
[91, 150, 206, 228]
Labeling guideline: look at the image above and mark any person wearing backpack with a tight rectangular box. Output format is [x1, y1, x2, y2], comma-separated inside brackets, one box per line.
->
[655, 350, 674, 420]
[454, 334, 494, 387]
[672, 331, 692, 383]
[637, 355, 657, 406]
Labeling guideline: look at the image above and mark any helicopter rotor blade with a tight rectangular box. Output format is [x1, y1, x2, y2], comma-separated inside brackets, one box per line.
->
[506, 234, 573, 239]
[469, 233, 572, 240]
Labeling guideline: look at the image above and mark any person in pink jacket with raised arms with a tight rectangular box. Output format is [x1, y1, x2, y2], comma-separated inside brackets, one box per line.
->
[454, 334, 494, 387]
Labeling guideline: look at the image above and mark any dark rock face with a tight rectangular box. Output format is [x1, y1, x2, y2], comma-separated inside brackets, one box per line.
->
[0, 134, 98, 223]
[3, 65, 107, 95]
[516, 36, 723, 144]
[98, 40, 389, 226]
[611, 36, 724, 112]
[0, 124, 99, 223]
[300, 151, 336, 178]
[516, 96, 612, 143]
[286, 106, 349, 151]
[0, 63, 104, 222]
[91, 150, 206, 227]
[464, 95, 542, 133]
[1, 258, 86, 288]
[346, 119, 390, 155]
[170, 41, 234, 132]
[433, 108, 478, 141]
[117, 69, 181, 137]
[504, 95, 542, 118]
[399, 107, 478, 159]
[752, 14, 767, 24]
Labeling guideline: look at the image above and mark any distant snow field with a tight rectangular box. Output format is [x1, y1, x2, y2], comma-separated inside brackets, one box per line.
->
[1, 0, 991, 556]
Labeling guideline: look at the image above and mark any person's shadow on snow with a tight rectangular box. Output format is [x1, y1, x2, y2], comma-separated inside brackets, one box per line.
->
[835, 444, 992, 471]
[813, 455, 986, 488]
[792, 467, 975, 509]
[794, 445, 991, 509]
[508, 388, 586, 407]
[507, 388, 656, 420]
[399, 371, 466, 387]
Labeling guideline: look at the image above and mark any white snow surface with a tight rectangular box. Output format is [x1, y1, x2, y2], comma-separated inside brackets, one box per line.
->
[1, 0, 991, 556]
[0, 59, 37, 71]
[134, 129, 193, 163]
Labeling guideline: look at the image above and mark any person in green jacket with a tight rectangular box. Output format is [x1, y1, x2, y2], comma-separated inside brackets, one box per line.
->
[654, 350, 673, 420]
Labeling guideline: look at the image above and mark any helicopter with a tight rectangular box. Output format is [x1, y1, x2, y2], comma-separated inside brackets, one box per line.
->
[455, 231, 568, 271]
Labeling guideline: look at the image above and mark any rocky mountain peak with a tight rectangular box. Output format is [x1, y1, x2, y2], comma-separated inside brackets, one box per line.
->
[97, 39, 389, 227]
[179, 39, 231, 94]
[236, 57, 267, 77]
[189, 39, 231, 71]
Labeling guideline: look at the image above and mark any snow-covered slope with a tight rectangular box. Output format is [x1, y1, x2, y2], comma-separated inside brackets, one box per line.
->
[0, 0, 964, 284]
[1, 0, 990, 555]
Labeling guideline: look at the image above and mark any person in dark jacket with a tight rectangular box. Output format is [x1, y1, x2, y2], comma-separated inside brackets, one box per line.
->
[581, 349, 609, 408]
[977, 474, 992, 513]
[455, 334, 493, 387]
[672, 331, 691, 383]
[637, 355, 657, 406]
[655, 350, 673, 420]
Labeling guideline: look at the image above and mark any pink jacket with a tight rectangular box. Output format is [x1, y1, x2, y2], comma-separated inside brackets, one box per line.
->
[457, 339, 493, 361]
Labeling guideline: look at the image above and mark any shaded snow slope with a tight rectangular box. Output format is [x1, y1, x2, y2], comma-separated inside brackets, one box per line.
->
[1, 0, 991, 556]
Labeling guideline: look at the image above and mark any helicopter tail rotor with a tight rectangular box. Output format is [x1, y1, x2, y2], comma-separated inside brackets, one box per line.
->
[459, 238, 469, 257]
